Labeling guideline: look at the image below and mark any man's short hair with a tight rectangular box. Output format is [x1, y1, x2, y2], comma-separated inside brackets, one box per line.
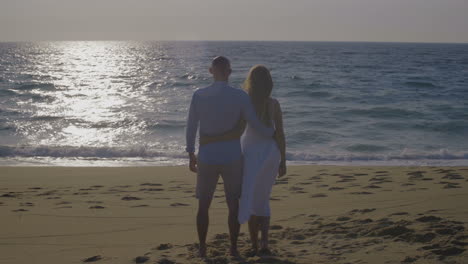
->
[211, 56, 230, 69]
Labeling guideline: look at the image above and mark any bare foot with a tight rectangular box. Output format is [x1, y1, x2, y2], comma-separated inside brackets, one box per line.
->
[246, 247, 257, 257]
[198, 244, 207, 258]
[258, 247, 273, 256]
[229, 246, 240, 257]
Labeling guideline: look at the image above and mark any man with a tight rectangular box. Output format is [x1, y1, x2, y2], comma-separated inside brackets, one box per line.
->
[185, 56, 274, 257]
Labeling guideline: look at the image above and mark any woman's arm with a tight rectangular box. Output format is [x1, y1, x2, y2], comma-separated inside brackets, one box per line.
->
[199, 118, 246, 145]
[272, 99, 287, 177]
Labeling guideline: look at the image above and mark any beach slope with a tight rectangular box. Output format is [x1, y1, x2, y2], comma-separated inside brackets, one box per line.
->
[0, 166, 467, 263]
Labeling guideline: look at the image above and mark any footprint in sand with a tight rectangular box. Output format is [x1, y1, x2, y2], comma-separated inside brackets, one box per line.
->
[156, 258, 175, 264]
[407, 171, 427, 180]
[452, 235, 468, 246]
[140, 188, 164, 192]
[82, 255, 102, 262]
[170, 203, 189, 207]
[328, 187, 345, 191]
[364, 185, 381, 189]
[1, 193, 17, 198]
[390, 212, 409, 216]
[336, 216, 352, 221]
[289, 186, 304, 193]
[350, 208, 376, 214]
[431, 247, 465, 258]
[156, 243, 173, 250]
[336, 178, 355, 183]
[140, 183, 163, 186]
[73, 192, 88, 195]
[89, 205, 105, 209]
[116, 185, 132, 188]
[310, 193, 327, 198]
[442, 173, 465, 180]
[442, 182, 460, 189]
[401, 256, 419, 263]
[134, 256, 150, 263]
[56, 201, 71, 205]
[121, 196, 142, 201]
[270, 225, 283, 230]
[86, 201, 103, 204]
[12, 208, 28, 212]
[350, 191, 373, 195]
[131, 204, 149, 208]
[353, 173, 368, 176]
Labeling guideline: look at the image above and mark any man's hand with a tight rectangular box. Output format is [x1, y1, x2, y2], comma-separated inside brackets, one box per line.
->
[189, 153, 198, 173]
[278, 161, 286, 177]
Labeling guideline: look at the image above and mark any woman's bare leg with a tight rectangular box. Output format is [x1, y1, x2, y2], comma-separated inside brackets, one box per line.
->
[248, 215, 259, 251]
[259, 216, 270, 250]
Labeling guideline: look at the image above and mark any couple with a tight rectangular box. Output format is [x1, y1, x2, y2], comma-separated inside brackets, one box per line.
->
[185, 56, 286, 258]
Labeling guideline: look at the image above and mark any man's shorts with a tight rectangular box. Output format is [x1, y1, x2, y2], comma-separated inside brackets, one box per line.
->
[196, 158, 243, 201]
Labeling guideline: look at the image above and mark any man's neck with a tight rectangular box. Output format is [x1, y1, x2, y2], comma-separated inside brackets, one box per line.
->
[213, 79, 228, 85]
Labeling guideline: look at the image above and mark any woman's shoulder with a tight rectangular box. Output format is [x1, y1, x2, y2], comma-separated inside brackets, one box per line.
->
[268, 97, 281, 108]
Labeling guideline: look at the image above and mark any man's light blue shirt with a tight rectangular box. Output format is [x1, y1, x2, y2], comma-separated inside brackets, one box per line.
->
[185, 81, 274, 165]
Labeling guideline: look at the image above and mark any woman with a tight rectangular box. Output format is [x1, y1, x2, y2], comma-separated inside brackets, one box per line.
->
[200, 65, 286, 255]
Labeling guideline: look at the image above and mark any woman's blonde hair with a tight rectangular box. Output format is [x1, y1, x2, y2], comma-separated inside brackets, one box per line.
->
[243, 65, 273, 126]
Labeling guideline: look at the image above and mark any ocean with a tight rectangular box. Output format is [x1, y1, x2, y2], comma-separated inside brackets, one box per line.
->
[0, 41, 467, 166]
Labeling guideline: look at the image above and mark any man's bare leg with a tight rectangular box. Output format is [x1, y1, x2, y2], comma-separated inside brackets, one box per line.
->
[197, 197, 213, 257]
[226, 198, 240, 256]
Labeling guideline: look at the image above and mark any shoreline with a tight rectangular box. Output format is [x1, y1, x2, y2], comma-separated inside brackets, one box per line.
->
[2, 159, 468, 167]
[1, 165, 467, 263]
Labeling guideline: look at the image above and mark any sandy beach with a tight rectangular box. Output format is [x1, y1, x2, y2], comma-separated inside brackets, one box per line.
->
[0, 165, 467, 264]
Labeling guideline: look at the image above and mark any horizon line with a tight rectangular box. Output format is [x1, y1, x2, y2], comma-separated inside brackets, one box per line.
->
[1, 39, 468, 45]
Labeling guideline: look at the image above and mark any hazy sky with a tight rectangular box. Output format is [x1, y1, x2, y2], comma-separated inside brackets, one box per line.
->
[1, 0, 468, 42]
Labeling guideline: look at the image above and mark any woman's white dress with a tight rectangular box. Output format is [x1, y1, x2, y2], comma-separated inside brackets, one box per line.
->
[238, 103, 281, 224]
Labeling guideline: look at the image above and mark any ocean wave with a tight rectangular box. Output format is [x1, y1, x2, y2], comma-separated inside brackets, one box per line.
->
[15, 82, 56, 91]
[0, 145, 186, 159]
[289, 130, 342, 144]
[31, 115, 63, 121]
[0, 107, 21, 115]
[147, 120, 186, 130]
[290, 75, 303, 80]
[413, 121, 468, 134]
[286, 90, 332, 98]
[89, 119, 145, 129]
[286, 150, 468, 162]
[2, 145, 466, 165]
[0, 124, 15, 131]
[0, 89, 19, 96]
[180, 73, 199, 80]
[345, 107, 424, 119]
[404, 81, 437, 88]
[0, 88, 55, 102]
[346, 144, 389, 152]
